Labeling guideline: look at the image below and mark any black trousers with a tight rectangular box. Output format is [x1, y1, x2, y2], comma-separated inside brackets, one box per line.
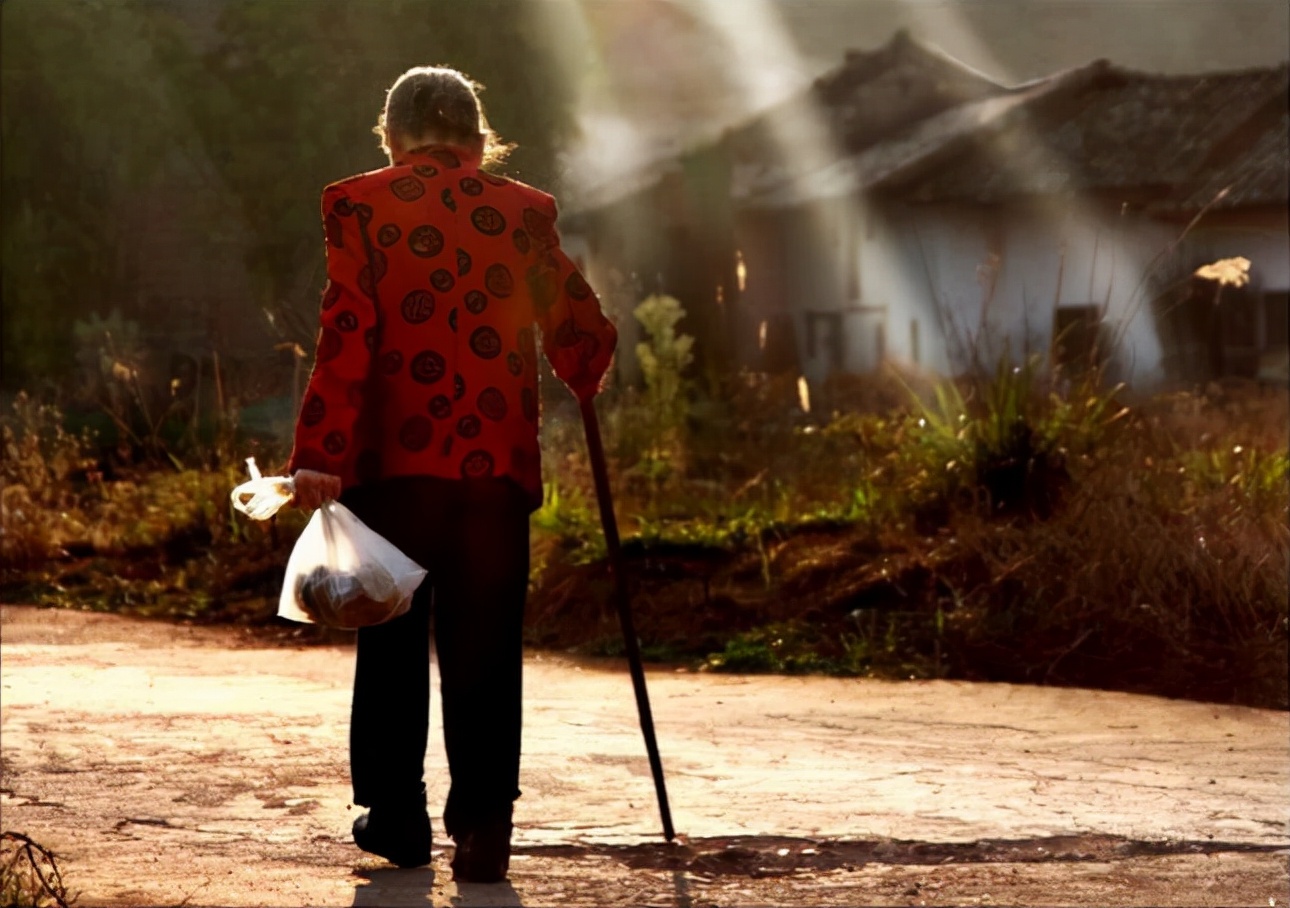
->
[339, 475, 531, 836]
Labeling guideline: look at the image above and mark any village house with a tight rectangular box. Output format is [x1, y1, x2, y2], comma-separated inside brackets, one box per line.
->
[564, 31, 1290, 391]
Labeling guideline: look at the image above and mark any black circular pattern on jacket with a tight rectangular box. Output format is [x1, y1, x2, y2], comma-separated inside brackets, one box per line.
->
[511, 229, 530, 254]
[316, 327, 343, 363]
[356, 263, 379, 297]
[506, 352, 523, 376]
[441, 188, 456, 212]
[323, 430, 347, 456]
[390, 175, 425, 202]
[448, 308, 458, 333]
[470, 326, 502, 359]
[412, 164, 438, 178]
[325, 213, 344, 248]
[464, 290, 488, 315]
[430, 148, 461, 168]
[456, 248, 472, 276]
[565, 272, 592, 300]
[477, 387, 507, 421]
[358, 250, 387, 298]
[522, 207, 557, 247]
[322, 281, 342, 310]
[398, 415, 434, 452]
[377, 223, 401, 247]
[461, 449, 495, 478]
[411, 350, 447, 384]
[408, 225, 445, 258]
[427, 395, 452, 419]
[554, 318, 585, 348]
[354, 202, 374, 225]
[335, 310, 359, 332]
[378, 350, 403, 376]
[456, 414, 481, 439]
[332, 195, 355, 216]
[459, 177, 484, 196]
[521, 387, 538, 423]
[301, 393, 326, 427]
[454, 373, 466, 400]
[471, 206, 506, 236]
[484, 263, 514, 298]
[430, 269, 455, 292]
[401, 290, 435, 324]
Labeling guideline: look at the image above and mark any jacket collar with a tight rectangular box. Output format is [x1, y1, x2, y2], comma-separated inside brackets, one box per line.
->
[393, 143, 482, 170]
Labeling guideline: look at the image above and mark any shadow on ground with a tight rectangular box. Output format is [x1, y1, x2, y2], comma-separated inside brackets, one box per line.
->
[523, 833, 1285, 877]
[341, 834, 1287, 908]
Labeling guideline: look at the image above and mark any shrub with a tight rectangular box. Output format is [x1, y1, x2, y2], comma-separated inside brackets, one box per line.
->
[900, 355, 1127, 520]
[1, 394, 97, 567]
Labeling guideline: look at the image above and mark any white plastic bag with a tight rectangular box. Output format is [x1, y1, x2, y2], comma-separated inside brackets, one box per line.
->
[279, 500, 427, 629]
[229, 458, 427, 629]
[230, 458, 295, 520]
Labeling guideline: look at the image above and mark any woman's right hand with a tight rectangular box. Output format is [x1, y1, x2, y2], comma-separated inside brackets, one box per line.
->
[292, 469, 342, 511]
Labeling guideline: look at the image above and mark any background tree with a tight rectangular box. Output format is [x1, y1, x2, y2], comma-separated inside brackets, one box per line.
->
[2, 0, 580, 389]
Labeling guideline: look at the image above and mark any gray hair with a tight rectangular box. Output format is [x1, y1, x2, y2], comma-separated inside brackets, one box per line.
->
[374, 66, 512, 166]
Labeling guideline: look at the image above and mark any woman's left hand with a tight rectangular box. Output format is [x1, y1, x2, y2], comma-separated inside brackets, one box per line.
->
[292, 470, 342, 511]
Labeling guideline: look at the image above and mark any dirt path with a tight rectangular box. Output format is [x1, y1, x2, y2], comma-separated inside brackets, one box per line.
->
[1, 605, 1286, 907]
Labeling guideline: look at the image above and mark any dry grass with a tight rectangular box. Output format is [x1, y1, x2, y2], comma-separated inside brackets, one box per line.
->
[530, 379, 1288, 708]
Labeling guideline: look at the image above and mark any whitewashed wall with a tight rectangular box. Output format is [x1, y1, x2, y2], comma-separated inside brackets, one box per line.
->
[846, 200, 1216, 386]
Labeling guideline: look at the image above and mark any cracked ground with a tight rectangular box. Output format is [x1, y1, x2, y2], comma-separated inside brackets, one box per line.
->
[1, 605, 1286, 907]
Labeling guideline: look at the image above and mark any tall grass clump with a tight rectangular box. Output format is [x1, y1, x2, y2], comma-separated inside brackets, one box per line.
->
[898, 355, 1128, 522]
[923, 378, 1289, 706]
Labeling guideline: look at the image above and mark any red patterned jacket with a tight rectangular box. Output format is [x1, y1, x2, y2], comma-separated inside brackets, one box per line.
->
[287, 146, 616, 509]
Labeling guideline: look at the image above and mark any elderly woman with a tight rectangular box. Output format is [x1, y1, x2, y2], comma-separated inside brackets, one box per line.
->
[289, 66, 616, 882]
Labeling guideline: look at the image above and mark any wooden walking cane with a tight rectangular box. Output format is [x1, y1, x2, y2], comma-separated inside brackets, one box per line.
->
[579, 397, 676, 842]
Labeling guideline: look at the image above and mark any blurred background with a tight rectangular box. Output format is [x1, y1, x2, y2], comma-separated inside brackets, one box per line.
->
[2, 0, 1287, 707]
[3, 0, 1287, 396]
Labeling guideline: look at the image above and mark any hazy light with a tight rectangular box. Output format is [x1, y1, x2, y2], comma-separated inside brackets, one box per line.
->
[797, 375, 811, 413]
[1194, 256, 1252, 288]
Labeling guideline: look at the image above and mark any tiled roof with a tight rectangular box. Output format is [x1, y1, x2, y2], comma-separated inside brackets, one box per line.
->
[568, 30, 1008, 216]
[892, 63, 1289, 208]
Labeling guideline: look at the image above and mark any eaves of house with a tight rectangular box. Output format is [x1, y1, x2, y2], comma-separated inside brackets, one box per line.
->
[879, 62, 1290, 212]
[737, 58, 1114, 210]
[563, 29, 1010, 220]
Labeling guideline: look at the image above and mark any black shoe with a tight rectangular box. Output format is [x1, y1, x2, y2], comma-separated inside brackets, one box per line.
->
[450, 820, 512, 883]
[352, 804, 432, 868]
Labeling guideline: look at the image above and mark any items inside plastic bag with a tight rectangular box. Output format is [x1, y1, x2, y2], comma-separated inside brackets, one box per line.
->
[280, 500, 427, 629]
[230, 458, 295, 520]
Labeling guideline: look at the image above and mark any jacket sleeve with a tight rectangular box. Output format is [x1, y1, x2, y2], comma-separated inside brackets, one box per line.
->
[287, 185, 379, 477]
[524, 196, 617, 403]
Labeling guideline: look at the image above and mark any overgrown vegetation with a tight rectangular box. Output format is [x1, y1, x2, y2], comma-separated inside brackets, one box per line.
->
[4, 308, 1287, 706]
[526, 335, 1288, 708]
[1, 392, 304, 626]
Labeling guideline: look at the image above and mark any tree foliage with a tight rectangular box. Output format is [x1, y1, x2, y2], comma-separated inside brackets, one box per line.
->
[2, 0, 580, 387]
